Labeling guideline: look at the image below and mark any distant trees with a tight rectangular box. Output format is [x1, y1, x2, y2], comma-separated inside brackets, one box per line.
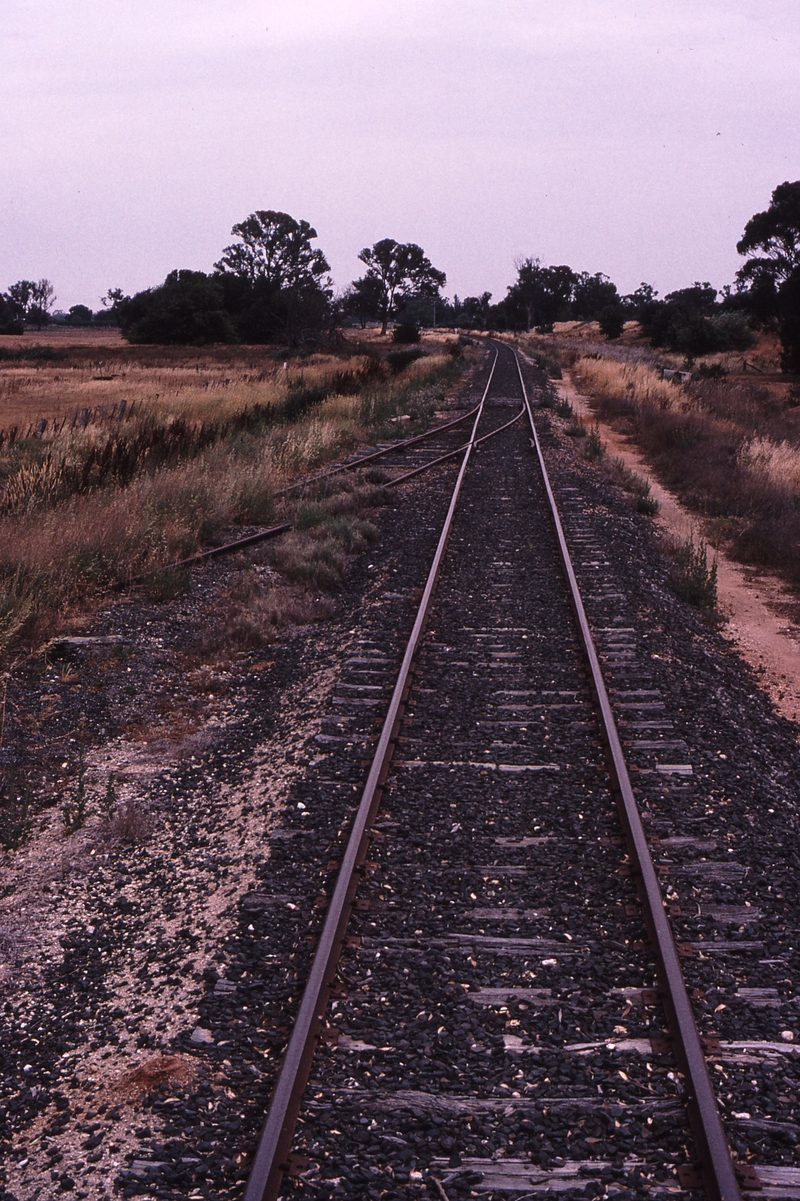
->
[65, 304, 94, 326]
[355, 239, 446, 335]
[505, 259, 576, 332]
[633, 282, 755, 357]
[118, 271, 237, 345]
[571, 272, 621, 322]
[455, 293, 493, 330]
[118, 210, 335, 346]
[1, 279, 56, 329]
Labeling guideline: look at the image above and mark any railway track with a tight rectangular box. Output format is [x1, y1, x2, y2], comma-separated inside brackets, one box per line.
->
[5, 345, 800, 1201]
[227, 341, 800, 1201]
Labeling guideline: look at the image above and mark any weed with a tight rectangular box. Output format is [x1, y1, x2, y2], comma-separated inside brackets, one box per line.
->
[294, 504, 327, 530]
[534, 353, 562, 379]
[637, 493, 660, 515]
[62, 746, 88, 833]
[567, 419, 587, 438]
[0, 765, 31, 850]
[392, 322, 421, 345]
[101, 772, 117, 818]
[108, 800, 151, 843]
[387, 348, 425, 373]
[362, 467, 390, 485]
[0, 345, 462, 642]
[582, 424, 605, 462]
[605, 456, 659, 513]
[671, 537, 718, 608]
[554, 398, 573, 419]
[695, 362, 728, 379]
[144, 567, 191, 602]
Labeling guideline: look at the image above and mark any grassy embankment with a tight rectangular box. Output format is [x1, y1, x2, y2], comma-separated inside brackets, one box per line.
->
[512, 327, 800, 595]
[0, 334, 467, 647]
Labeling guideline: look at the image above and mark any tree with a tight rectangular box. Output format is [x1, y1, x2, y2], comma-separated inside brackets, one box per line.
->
[737, 180, 800, 287]
[215, 210, 334, 346]
[95, 287, 126, 326]
[572, 272, 620, 321]
[356, 239, 446, 335]
[778, 269, 800, 373]
[0, 293, 23, 335]
[506, 259, 576, 332]
[215, 210, 330, 289]
[6, 279, 56, 328]
[117, 271, 237, 345]
[598, 304, 626, 340]
[29, 279, 56, 327]
[341, 275, 385, 328]
[65, 304, 93, 326]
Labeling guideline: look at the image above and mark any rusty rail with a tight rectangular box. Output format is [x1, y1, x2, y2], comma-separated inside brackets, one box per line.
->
[116, 391, 514, 591]
[242, 347, 499, 1201]
[273, 401, 483, 497]
[514, 348, 742, 1201]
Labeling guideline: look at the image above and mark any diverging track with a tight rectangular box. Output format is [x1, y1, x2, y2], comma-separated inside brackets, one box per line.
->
[243, 343, 759, 1201]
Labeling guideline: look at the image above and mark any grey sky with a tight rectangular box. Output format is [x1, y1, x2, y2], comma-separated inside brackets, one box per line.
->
[2, 0, 799, 311]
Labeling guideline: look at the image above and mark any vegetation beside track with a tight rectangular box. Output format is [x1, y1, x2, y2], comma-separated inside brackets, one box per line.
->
[0, 335, 469, 650]
[505, 327, 800, 598]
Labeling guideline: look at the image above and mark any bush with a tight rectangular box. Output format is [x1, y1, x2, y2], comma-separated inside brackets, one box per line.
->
[599, 304, 626, 340]
[671, 537, 718, 608]
[387, 348, 425, 373]
[582, 424, 605, 461]
[392, 321, 421, 344]
[120, 271, 238, 345]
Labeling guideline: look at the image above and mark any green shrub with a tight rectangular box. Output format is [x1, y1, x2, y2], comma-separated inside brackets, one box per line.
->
[583, 424, 605, 461]
[392, 322, 421, 344]
[671, 537, 718, 608]
[387, 348, 425, 373]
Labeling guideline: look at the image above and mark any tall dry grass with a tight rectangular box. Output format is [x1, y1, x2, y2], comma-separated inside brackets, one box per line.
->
[739, 437, 800, 501]
[573, 358, 681, 412]
[0, 347, 462, 647]
[568, 350, 800, 591]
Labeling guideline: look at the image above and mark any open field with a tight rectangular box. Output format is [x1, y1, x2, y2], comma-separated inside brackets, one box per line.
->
[0, 330, 470, 649]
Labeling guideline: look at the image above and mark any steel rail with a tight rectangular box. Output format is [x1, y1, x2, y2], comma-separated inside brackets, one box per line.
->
[116, 399, 516, 591]
[242, 347, 500, 1201]
[385, 404, 525, 489]
[513, 347, 741, 1201]
[116, 522, 293, 588]
[273, 402, 482, 497]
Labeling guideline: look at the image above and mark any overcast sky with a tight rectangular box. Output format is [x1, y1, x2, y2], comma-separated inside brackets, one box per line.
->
[2, 0, 799, 311]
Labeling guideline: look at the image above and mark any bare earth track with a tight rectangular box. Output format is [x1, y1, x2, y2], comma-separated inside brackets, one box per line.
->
[1, 344, 799, 1201]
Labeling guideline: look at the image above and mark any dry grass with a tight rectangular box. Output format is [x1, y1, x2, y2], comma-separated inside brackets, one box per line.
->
[0, 341, 463, 650]
[565, 344, 800, 592]
[573, 357, 682, 411]
[739, 437, 800, 500]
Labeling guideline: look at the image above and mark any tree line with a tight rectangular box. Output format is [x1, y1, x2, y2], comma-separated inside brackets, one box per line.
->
[2, 181, 798, 369]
